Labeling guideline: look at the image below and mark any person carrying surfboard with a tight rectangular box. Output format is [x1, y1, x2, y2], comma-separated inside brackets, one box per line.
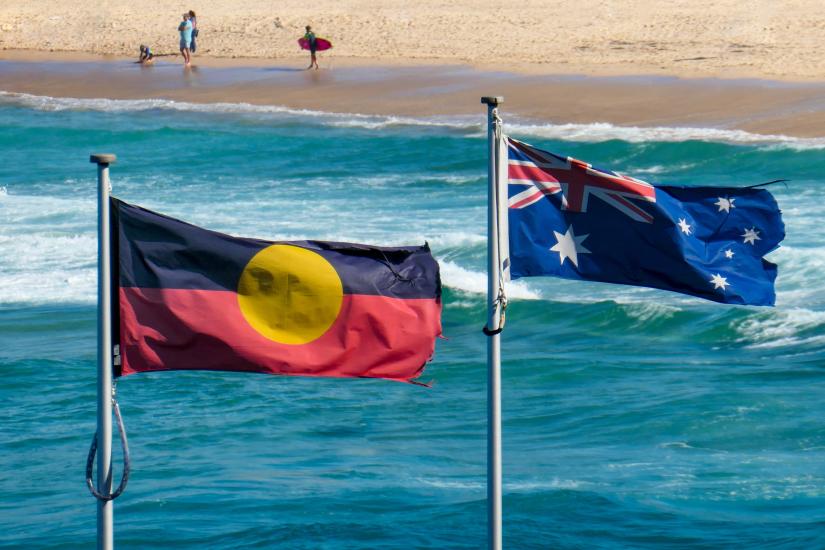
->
[304, 25, 319, 70]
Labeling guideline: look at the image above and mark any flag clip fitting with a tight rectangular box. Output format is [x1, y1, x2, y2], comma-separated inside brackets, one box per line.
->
[482, 287, 508, 336]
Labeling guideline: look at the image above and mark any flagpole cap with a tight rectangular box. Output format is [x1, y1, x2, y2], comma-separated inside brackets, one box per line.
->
[481, 96, 503, 105]
[90, 154, 117, 165]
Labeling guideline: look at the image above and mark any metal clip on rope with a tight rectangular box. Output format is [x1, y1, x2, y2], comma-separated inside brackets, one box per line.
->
[482, 286, 508, 336]
[86, 396, 130, 502]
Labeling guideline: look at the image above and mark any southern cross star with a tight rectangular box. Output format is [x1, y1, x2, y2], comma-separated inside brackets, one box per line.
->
[550, 225, 591, 267]
[710, 273, 730, 290]
[724, 249, 735, 259]
[677, 218, 692, 235]
[715, 197, 735, 213]
[742, 227, 761, 245]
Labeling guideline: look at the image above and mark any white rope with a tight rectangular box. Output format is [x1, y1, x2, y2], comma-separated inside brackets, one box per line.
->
[483, 108, 508, 336]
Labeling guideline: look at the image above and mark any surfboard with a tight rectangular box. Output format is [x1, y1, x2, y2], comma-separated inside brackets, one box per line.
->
[298, 37, 333, 51]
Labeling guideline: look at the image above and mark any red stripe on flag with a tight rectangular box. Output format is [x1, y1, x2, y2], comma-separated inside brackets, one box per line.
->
[119, 287, 442, 383]
[509, 187, 560, 209]
[509, 192, 542, 209]
[606, 192, 655, 222]
[584, 168, 657, 199]
[508, 163, 560, 183]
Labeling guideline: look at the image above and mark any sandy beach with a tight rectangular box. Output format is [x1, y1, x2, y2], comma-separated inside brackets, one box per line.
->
[2, 1, 825, 137]
[2, 1, 825, 81]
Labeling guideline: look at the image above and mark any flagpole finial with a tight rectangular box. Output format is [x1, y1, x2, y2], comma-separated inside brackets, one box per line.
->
[481, 96, 503, 106]
[90, 154, 117, 165]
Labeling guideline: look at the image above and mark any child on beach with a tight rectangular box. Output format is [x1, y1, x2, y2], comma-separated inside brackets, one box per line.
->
[178, 13, 193, 65]
[304, 25, 319, 70]
[136, 45, 153, 64]
[188, 11, 198, 54]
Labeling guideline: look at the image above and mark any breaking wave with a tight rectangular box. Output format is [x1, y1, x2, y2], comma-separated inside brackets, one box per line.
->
[3, 91, 825, 148]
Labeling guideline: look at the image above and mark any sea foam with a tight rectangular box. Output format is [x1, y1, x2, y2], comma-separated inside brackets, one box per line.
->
[3, 90, 825, 148]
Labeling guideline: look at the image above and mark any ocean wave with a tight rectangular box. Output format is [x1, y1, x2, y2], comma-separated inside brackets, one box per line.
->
[0, 91, 481, 132]
[506, 479, 593, 491]
[3, 90, 825, 148]
[326, 116, 477, 131]
[0, 226, 96, 305]
[772, 246, 825, 307]
[428, 232, 486, 249]
[412, 477, 591, 492]
[413, 478, 483, 491]
[438, 260, 541, 300]
[659, 441, 696, 449]
[733, 308, 825, 349]
[0, 268, 95, 306]
[621, 301, 681, 322]
[629, 163, 699, 175]
[505, 120, 825, 149]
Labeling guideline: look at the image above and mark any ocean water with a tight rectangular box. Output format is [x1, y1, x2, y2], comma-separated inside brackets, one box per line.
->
[1, 91, 824, 549]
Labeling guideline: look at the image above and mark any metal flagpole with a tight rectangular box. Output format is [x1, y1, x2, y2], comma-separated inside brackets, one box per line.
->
[91, 153, 116, 550]
[481, 96, 503, 550]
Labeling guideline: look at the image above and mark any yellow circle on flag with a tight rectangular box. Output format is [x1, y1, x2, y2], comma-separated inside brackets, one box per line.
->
[237, 244, 343, 345]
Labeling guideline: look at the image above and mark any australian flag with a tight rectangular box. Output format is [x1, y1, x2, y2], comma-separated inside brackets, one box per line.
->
[506, 137, 785, 305]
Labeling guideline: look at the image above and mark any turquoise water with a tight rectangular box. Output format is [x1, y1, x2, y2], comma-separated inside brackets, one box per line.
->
[1, 92, 824, 548]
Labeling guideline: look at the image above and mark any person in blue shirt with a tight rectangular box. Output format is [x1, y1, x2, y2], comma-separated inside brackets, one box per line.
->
[178, 13, 193, 66]
[136, 45, 154, 64]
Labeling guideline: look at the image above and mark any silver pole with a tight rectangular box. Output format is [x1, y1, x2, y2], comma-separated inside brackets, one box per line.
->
[481, 96, 503, 550]
[91, 153, 116, 550]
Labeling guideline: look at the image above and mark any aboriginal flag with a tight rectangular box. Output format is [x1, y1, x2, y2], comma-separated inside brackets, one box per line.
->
[112, 198, 442, 383]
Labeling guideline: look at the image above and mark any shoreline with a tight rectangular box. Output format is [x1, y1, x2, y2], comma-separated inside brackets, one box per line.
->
[3, 51, 825, 138]
[5, 47, 825, 84]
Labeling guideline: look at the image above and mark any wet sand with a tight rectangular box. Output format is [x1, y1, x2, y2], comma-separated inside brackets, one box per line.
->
[2, 51, 825, 138]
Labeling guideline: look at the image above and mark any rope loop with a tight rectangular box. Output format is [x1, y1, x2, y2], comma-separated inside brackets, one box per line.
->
[482, 285, 508, 336]
[493, 109, 503, 140]
[86, 396, 130, 502]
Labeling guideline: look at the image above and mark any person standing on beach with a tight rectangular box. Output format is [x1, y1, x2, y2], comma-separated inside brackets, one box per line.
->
[304, 25, 319, 70]
[188, 10, 198, 54]
[178, 13, 193, 66]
